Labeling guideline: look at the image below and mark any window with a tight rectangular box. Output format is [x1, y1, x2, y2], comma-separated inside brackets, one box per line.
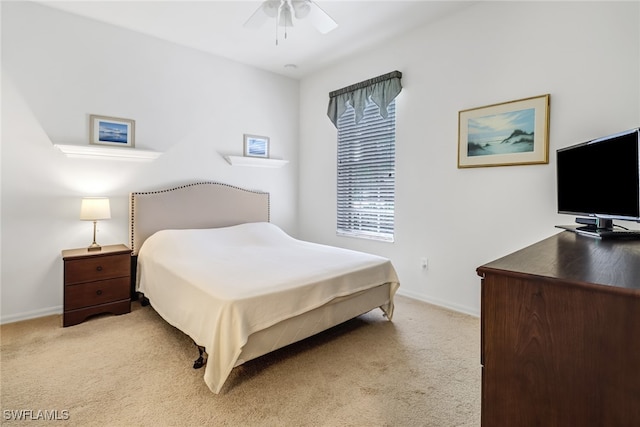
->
[336, 99, 396, 242]
[327, 70, 402, 242]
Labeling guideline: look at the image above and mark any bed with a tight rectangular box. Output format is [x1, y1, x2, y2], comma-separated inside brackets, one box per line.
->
[130, 182, 400, 393]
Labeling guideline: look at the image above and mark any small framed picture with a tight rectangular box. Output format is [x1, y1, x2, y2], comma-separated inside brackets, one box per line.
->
[458, 94, 550, 168]
[243, 134, 270, 158]
[90, 114, 135, 148]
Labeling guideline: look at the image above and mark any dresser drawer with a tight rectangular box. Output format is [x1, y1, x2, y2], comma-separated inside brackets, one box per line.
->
[64, 253, 130, 285]
[64, 277, 130, 310]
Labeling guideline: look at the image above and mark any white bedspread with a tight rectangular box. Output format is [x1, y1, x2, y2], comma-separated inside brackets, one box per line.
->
[136, 222, 399, 393]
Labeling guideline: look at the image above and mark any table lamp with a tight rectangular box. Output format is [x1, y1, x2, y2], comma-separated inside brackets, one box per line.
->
[80, 197, 111, 251]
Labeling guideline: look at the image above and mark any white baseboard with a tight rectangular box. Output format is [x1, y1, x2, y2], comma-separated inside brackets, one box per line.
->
[396, 289, 479, 318]
[1, 306, 62, 325]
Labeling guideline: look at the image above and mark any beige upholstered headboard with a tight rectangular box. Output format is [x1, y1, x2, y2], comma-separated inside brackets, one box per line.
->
[129, 182, 270, 255]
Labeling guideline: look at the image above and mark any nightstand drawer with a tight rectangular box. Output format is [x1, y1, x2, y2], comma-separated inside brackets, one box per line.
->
[64, 253, 130, 285]
[65, 277, 130, 310]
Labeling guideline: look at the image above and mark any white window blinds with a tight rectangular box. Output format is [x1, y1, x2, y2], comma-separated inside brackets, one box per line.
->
[336, 99, 396, 241]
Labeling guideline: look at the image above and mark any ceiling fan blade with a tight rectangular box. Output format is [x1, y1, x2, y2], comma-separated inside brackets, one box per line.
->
[244, 5, 269, 28]
[243, 0, 280, 28]
[307, 1, 338, 34]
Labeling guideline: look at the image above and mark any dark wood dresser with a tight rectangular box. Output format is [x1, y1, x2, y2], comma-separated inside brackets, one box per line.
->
[477, 231, 640, 427]
[62, 244, 132, 327]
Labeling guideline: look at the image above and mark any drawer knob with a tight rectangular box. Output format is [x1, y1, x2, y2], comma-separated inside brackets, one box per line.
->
[96, 290, 103, 296]
[96, 266, 103, 272]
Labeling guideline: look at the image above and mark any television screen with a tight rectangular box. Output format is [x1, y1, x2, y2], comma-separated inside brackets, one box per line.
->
[557, 128, 640, 222]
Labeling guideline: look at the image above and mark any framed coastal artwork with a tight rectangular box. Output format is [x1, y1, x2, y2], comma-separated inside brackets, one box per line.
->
[90, 115, 135, 148]
[457, 94, 550, 168]
[243, 134, 270, 158]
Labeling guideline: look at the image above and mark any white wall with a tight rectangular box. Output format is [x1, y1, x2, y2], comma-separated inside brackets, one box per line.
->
[1, 2, 299, 323]
[298, 1, 640, 315]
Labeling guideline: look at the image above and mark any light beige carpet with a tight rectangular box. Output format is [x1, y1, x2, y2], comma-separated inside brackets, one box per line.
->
[0, 295, 480, 426]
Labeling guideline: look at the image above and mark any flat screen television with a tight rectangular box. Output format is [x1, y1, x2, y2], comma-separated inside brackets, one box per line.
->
[556, 127, 640, 239]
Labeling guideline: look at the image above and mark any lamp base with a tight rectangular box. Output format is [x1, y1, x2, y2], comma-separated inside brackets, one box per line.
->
[87, 221, 102, 251]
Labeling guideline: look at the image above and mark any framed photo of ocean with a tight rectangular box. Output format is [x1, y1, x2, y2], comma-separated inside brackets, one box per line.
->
[90, 114, 135, 148]
[243, 134, 270, 158]
[458, 94, 550, 168]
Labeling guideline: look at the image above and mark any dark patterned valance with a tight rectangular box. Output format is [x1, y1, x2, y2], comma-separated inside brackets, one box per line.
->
[327, 70, 402, 127]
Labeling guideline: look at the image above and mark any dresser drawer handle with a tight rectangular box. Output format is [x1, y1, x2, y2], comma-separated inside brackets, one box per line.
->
[96, 290, 103, 296]
[96, 266, 103, 272]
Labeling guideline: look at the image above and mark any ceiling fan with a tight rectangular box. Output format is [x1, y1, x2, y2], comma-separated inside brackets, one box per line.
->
[244, 0, 338, 44]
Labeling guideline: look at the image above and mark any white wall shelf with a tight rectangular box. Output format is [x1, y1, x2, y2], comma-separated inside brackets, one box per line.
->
[54, 144, 162, 162]
[224, 155, 289, 168]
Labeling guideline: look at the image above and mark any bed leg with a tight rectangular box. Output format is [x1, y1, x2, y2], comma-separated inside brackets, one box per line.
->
[193, 345, 207, 369]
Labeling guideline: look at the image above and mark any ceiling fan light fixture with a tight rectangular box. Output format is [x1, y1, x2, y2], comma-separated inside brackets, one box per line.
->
[278, 2, 294, 28]
[292, 0, 311, 19]
[262, 0, 280, 18]
[244, 0, 337, 44]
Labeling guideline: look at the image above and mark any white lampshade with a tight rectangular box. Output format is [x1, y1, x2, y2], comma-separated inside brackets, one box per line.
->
[80, 197, 111, 221]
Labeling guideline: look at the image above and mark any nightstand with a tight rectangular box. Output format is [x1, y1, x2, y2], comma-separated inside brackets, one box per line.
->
[62, 244, 132, 327]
